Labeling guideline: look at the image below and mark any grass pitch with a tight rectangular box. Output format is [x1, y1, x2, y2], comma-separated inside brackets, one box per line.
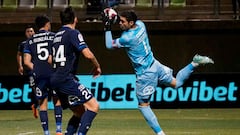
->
[0, 108, 240, 135]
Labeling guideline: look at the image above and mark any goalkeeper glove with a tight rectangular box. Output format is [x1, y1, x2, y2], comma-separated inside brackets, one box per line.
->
[101, 10, 112, 31]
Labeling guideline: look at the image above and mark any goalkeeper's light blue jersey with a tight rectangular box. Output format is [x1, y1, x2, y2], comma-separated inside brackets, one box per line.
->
[116, 20, 154, 75]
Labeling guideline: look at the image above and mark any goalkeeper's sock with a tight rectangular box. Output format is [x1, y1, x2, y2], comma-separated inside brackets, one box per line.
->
[54, 105, 62, 133]
[175, 63, 194, 88]
[139, 105, 162, 134]
[40, 110, 49, 135]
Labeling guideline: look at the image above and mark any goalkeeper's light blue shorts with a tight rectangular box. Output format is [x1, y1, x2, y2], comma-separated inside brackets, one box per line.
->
[136, 60, 173, 103]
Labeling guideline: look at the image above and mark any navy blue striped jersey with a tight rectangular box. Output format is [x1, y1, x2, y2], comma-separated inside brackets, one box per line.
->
[24, 30, 55, 78]
[51, 26, 88, 79]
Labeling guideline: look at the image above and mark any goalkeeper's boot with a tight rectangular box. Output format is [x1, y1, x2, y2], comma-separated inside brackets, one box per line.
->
[193, 54, 214, 65]
[31, 104, 38, 119]
[157, 131, 166, 135]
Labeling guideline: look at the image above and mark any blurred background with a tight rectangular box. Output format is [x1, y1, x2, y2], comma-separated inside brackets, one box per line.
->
[0, 0, 239, 75]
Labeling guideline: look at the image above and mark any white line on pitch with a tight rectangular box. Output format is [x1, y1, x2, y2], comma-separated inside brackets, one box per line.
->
[17, 132, 36, 135]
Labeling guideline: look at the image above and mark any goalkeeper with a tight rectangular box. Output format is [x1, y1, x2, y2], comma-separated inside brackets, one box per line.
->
[102, 8, 214, 135]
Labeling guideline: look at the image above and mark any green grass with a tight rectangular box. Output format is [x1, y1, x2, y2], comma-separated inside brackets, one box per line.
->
[0, 109, 240, 135]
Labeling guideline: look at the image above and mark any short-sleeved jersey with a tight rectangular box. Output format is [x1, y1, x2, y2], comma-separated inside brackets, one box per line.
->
[17, 40, 32, 75]
[51, 26, 88, 80]
[24, 30, 55, 79]
[18, 40, 26, 54]
[116, 20, 154, 75]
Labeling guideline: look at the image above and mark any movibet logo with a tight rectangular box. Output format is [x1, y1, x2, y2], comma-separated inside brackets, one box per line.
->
[0, 83, 31, 103]
[0, 80, 238, 105]
[151, 81, 238, 102]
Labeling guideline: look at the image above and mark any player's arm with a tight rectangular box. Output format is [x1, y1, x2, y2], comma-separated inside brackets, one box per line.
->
[71, 29, 101, 78]
[24, 53, 33, 70]
[104, 18, 121, 49]
[105, 31, 113, 49]
[103, 8, 121, 49]
[103, 14, 115, 49]
[16, 51, 24, 75]
[81, 48, 101, 78]
[48, 37, 54, 65]
[48, 55, 52, 65]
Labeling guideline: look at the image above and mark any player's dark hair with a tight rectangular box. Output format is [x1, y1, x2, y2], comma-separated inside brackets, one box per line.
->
[25, 25, 33, 30]
[60, 6, 75, 25]
[120, 10, 138, 23]
[35, 15, 50, 29]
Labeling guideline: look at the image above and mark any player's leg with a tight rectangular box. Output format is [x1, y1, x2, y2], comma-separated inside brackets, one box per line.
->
[173, 63, 194, 88]
[77, 97, 99, 135]
[58, 79, 98, 135]
[37, 80, 51, 135]
[139, 103, 165, 135]
[173, 54, 214, 88]
[39, 97, 50, 135]
[29, 76, 39, 118]
[53, 91, 76, 135]
[53, 97, 63, 135]
[65, 105, 85, 135]
[30, 89, 39, 118]
[64, 75, 82, 134]
[136, 70, 166, 135]
[65, 115, 81, 135]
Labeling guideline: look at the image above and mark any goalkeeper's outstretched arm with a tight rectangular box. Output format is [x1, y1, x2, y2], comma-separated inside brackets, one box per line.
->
[105, 31, 114, 49]
[103, 7, 121, 49]
[105, 31, 121, 49]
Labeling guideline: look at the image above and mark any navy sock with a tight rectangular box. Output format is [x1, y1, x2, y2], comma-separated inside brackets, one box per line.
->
[65, 115, 81, 135]
[39, 110, 49, 134]
[54, 105, 62, 132]
[77, 110, 97, 135]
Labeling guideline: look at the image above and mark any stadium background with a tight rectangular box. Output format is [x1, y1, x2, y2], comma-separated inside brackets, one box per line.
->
[1, 21, 240, 75]
[0, 0, 240, 75]
[0, 0, 239, 109]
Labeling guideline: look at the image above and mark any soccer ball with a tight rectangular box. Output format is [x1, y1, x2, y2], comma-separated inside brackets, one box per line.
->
[103, 8, 118, 24]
